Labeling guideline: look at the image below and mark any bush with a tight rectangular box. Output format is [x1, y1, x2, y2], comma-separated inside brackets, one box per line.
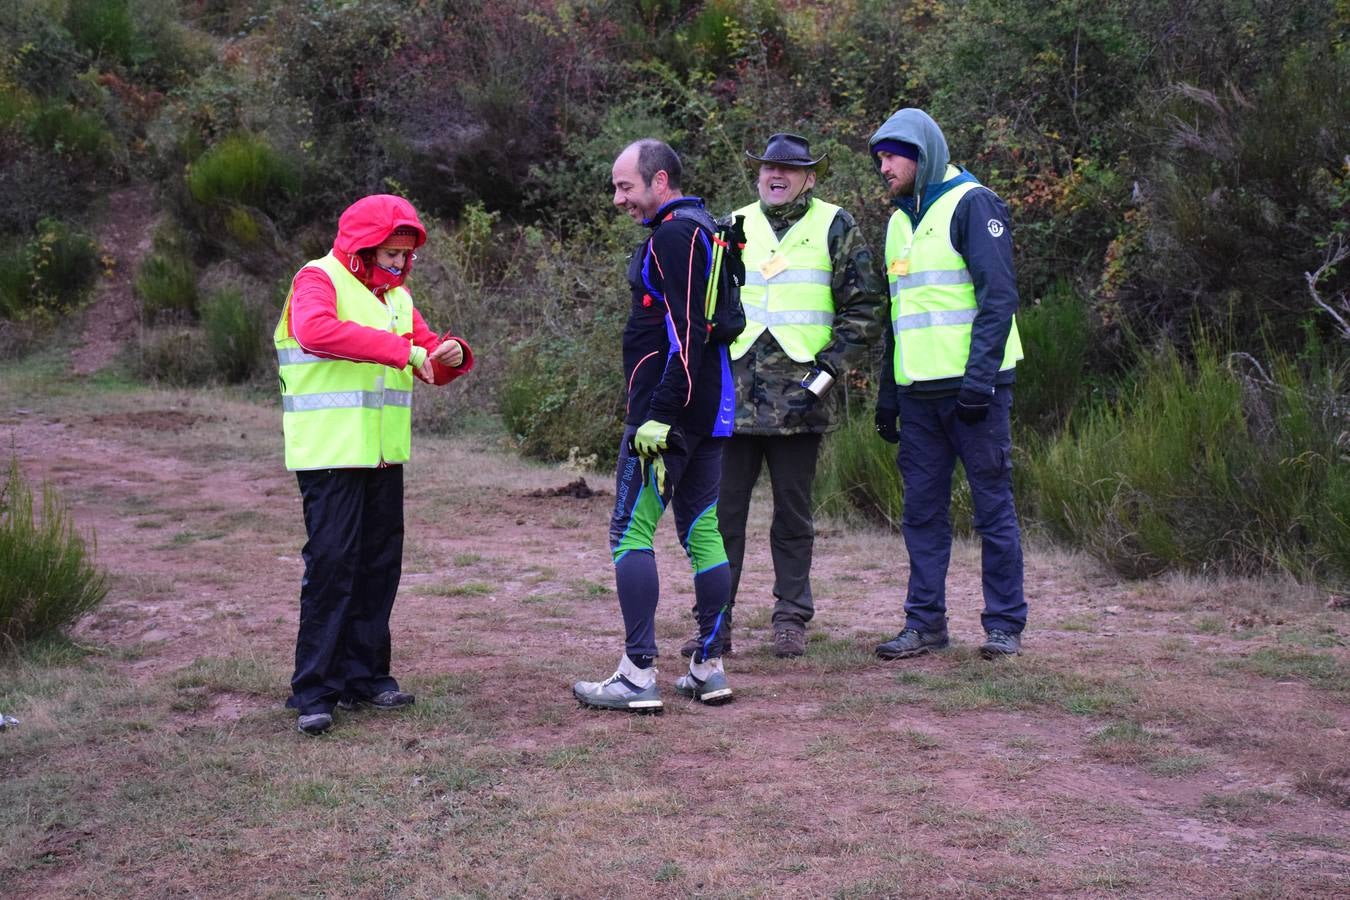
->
[500, 316, 625, 466]
[135, 253, 197, 321]
[65, 0, 136, 63]
[813, 412, 976, 535]
[1026, 341, 1349, 582]
[1012, 282, 1092, 434]
[0, 458, 108, 647]
[187, 133, 298, 212]
[0, 219, 101, 321]
[25, 101, 111, 161]
[201, 287, 265, 383]
[135, 324, 214, 385]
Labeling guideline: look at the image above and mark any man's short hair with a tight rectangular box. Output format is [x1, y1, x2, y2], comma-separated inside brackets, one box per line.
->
[633, 139, 682, 190]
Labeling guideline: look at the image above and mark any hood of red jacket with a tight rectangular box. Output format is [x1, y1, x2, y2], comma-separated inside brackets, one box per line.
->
[332, 194, 427, 255]
[330, 194, 427, 295]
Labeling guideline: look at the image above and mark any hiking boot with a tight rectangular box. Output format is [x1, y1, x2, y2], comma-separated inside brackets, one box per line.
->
[875, 627, 950, 660]
[573, 655, 663, 712]
[674, 657, 733, 705]
[772, 626, 806, 658]
[297, 712, 333, 736]
[980, 629, 1022, 659]
[339, 690, 416, 710]
[679, 618, 733, 658]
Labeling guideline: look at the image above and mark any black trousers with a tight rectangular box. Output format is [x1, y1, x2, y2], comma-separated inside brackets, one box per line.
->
[287, 466, 404, 715]
[716, 432, 824, 628]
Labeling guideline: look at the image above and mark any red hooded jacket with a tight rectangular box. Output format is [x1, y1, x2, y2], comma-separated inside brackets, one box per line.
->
[284, 194, 473, 384]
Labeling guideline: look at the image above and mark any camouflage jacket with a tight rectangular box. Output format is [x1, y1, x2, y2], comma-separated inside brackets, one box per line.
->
[728, 192, 887, 435]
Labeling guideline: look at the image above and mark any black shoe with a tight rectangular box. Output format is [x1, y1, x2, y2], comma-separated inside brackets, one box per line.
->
[297, 712, 333, 735]
[679, 623, 733, 658]
[339, 690, 415, 710]
[875, 627, 949, 660]
[980, 629, 1022, 659]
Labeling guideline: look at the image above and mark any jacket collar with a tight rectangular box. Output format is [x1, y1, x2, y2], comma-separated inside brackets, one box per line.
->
[645, 195, 705, 228]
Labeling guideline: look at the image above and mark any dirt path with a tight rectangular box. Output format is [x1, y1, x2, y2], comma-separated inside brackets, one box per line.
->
[2, 387, 1348, 897]
[72, 185, 157, 376]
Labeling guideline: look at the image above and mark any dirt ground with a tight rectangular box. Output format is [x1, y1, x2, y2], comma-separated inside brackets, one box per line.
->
[1, 378, 1347, 897]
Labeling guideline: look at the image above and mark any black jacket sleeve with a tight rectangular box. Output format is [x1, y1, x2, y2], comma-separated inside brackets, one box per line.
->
[645, 217, 713, 423]
[951, 188, 1019, 395]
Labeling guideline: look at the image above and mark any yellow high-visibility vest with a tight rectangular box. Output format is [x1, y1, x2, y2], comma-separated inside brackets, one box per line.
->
[273, 253, 416, 470]
[885, 168, 1023, 385]
[729, 199, 838, 362]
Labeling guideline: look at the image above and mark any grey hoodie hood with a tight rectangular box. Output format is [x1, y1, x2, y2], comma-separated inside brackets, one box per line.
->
[869, 107, 950, 215]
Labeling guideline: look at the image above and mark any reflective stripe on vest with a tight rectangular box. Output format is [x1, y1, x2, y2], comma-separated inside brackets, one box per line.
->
[885, 171, 1023, 385]
[273, 253, 416, 470]
[729, 199, 838, 362]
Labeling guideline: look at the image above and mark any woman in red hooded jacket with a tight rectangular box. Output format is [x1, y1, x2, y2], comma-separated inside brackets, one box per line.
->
[275, 194, 473, 736]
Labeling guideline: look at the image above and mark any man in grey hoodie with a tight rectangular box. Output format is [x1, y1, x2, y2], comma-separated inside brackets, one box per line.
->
[867, 107, 1028, 661]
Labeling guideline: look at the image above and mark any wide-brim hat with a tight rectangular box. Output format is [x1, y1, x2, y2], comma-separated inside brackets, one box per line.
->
[745, 132, 828, 177]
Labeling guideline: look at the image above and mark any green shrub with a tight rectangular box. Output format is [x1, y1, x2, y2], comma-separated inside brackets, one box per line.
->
[500, 317, 625, 466]
[135, 253, 197, 321]
[135, 324, 214, 385]
[201, 287, 264, 383]
[1012, 282, 1092, 434]
[0, 458, 108, 647]
[813, 413, 976, 535]
[1026, 341, 1348, 581]
[187, 133, 297, 212]
[65, 0, 136, 62]
[0, 219, 101, 321]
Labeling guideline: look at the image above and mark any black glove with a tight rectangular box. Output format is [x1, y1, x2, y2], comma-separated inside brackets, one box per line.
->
[725, 215, 747, 285]
[875, 405, 900, 443]
[955, 387, 991, 424]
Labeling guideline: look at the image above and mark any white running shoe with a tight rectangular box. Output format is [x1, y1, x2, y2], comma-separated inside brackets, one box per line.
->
[572, 655, 663, 712]
[675, 656, 733, 704]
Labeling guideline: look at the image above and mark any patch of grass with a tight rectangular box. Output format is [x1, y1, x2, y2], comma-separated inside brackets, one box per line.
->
[1198, 789, 1285, 823]
[1276, 627, 1344, 649]
[899, 728, 940, 751]
[1076, 864, 1139, 891]
[1089, 721, 1160, 764]
[170, 654, 281, 696]
[893, 654, 1133, 716]
[451, 552, 482, 566]
[1193, 615, 1226, 634]
[1292, 767, 1350, 809]
[419, 580, 494, 597]
[1056, 613, 1098, 632]
[803, 735, 847, 759]
[1145, 752, 1209, 777]
[157, 529, 226, 548]
[568, 578, 612, 599]
[653, 861, 682, 883]
[799, 635, 874, 673]
[1218, 647, 1349, 692]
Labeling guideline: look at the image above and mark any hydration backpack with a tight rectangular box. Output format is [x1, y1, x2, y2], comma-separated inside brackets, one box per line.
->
[665, 206, 746, 346]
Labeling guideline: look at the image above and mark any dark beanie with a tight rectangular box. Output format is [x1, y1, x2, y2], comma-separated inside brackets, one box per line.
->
[872, 139, 920, 160]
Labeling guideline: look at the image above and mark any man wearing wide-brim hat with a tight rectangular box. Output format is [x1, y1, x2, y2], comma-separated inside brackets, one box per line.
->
[681, 132, 885, 659]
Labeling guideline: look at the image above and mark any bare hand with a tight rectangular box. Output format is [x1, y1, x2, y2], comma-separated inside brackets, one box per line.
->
[415, 357, 435, 383]
[430, 339, 464, 368]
